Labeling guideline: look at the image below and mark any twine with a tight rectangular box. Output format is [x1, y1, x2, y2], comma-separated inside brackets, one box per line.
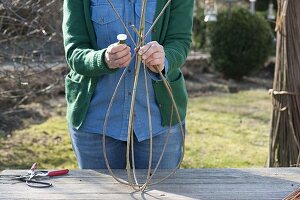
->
[268, 89, 300, 112]
[268, 89, 300, 96]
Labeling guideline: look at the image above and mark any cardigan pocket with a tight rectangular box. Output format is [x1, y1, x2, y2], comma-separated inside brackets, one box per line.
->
[153, 71, 188, 126]
[65, 73, 88, 128]
[65, 72, 81, 105]
[90, 5, 124, 48]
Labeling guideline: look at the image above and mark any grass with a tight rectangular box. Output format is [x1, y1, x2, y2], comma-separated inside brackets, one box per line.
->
[182, 89, 272, 168]
[0, 89, 272, 170]
[0, 116, 77, 170]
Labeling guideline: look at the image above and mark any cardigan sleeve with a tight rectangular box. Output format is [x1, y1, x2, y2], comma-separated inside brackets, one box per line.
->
[62, 0, 117, 76]
[163, 0, 194, 75]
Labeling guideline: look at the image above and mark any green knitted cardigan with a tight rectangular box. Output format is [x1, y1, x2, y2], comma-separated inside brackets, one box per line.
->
[62, 0, 194, 129]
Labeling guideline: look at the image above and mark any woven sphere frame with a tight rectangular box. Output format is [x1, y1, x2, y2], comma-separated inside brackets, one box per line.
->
[101, 0, 185, 191]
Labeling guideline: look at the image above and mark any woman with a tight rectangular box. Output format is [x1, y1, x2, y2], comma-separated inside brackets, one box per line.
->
[62, 0, 193, 169]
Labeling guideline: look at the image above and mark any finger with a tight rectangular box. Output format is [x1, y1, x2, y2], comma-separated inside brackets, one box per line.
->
[144, 57, 162, 67]
[146, 41, 159, 47]
[108, 44, 128, 54]
[147, 59, 164, 68]
[138, 41, 161, 54]
[105, 50, 117, 69]
[147, 65, 157, 73]
[148, 65, 162, 73]
[142, 44, 163, 60]
[106, 43, 117, 54]
[117, 52, 131, 67]
[144, 51, 164, 66]
[115, 51, 131, 67]
[121, 55, 132, 67]
[110, 46, 130, 60]
[144, 52, 163, 64]
[138, 41, 161, 55]
[153, 64, 164, 72]
[141, 47, 155, 61]
[138, 44, 151, 57]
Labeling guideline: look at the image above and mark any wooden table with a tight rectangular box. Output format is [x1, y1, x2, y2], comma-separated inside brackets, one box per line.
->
[1, 168, 299, 200]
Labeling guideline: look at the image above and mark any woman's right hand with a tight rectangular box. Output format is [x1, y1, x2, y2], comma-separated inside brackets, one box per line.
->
[105, 43, 131, 69]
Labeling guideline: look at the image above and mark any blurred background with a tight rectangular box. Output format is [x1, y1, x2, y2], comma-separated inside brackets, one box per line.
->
[0, 0, 278, 170]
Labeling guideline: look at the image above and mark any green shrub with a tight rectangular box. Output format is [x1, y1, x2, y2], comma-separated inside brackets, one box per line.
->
[192, 8, 207, 50]
[209, 7, 274, 79]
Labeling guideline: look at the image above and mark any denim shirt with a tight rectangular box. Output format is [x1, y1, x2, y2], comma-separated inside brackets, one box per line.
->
[78, 0, 170, 142]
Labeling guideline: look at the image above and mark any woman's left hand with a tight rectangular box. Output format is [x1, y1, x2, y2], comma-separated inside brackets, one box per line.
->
[138, 41, 165, 73]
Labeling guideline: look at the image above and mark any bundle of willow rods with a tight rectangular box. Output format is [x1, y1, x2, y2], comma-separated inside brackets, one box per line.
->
[269, 0, 300, 167]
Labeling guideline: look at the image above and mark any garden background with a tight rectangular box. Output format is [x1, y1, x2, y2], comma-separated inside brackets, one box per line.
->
[0, 0, 278, 170]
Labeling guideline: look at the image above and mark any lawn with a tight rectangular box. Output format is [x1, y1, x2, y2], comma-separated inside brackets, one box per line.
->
[0, 89, 272, 170]
[183, 89, 272, 168]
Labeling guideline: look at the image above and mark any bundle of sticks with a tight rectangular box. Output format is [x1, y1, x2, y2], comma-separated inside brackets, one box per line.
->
[269, 0, 300, 167]
[270, 0, 300, 198]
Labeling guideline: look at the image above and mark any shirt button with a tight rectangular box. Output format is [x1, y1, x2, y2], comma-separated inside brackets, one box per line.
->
[128, 92, 132, 96]
[128, 22, 132, 26]
[99, 17, 104, 23]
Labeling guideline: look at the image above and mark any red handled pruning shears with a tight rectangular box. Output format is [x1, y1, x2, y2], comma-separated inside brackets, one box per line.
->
[0, 163, 69, 188]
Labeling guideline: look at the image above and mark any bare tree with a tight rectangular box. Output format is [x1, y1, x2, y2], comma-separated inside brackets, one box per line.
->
[0, 0, 66, 135]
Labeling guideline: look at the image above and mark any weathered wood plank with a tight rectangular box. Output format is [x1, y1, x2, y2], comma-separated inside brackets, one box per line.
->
[0, 193, 292, 200]
[0, 168, 299, 200]
[3, 168, 300, 180]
